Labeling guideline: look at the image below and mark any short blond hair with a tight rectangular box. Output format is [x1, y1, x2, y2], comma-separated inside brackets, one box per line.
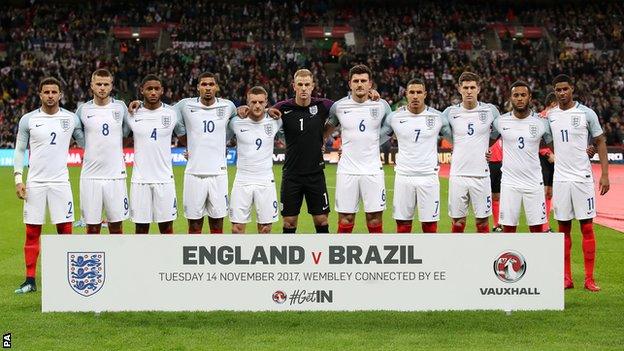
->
[293, 69, 314, 81]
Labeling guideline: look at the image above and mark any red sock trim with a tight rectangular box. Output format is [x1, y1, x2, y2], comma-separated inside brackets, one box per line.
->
[476, 222, 490, 233]
[492, 199, 500, 227]
[421, 222, 437, 233]
[396, 224, 412, 233]
[503, 225, 517, 233]
[56, 222, 72, 234]
[367, 223, 383, 234]
[210, 228, 223, 234]
[581, 222, 596, 280]
[529, 224, 544, 233]
[25, 224, 42, 278]
[545, 198, 552, 221]
[451, 222, 466, 233]
[337, 222, 354, 234]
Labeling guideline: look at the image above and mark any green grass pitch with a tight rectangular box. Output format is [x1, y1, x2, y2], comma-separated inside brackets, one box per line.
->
[1, 165, 622, 350]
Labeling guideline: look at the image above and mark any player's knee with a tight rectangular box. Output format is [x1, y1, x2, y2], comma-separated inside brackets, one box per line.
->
[339, 214, 355, 225]
[453, 217, 466, 225]
[312, 214, 328, 226]
[108, 222, 123, 234]
[259, 224, 272, 234]
[492, 193, 500, 201]
[283, 216, 298, 228]
[208, 217, 223, 229]
[231, 224, 243, 234]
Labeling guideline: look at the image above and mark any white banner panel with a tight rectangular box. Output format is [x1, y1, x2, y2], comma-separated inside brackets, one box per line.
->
[42, 234, 563, 312]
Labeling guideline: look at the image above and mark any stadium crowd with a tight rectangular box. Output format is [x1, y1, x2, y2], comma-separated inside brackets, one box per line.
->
[1, 1, 624, 148]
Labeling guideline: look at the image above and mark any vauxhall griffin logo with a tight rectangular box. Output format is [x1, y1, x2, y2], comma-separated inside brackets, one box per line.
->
[272, 290, 287, 304]
[493, 251, 526, 283]
[68, 252, 105, 297]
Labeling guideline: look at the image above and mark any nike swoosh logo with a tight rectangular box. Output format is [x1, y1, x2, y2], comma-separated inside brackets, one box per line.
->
[502, 127, 510, 130]
[343, 111, 352, 114]
[240, 129, 249, 132]
[453, 116, 460, 119]
[399, 120, 407, 123]
[284, 110, 292, 114]
[322, 205, 329, 210]
[35, 124, 44, 127]
[86, 115, 95, 118]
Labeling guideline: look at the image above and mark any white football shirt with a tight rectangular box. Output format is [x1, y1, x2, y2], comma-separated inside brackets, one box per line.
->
[127, 104, 184, 183]
[380, 106, 450, 175]
[494, 111, 553, 189]
[76, 99, 129, 179]
[442, 102, 500, 177]
[230, 114, 282, 183]
[175, 97, 237, 175]
[327, 97, 392, 175]
[15, 108, 83, 183]
[548, 102, 603, 182]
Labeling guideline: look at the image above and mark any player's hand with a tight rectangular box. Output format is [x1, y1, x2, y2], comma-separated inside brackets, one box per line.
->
[548, 153, 555, 163]
[485, 150, 492, 162]
[237, 106, 250, 118]
[586, 145, 596, 158]
[369, 89, 381, 101]
[267, 107, 282, 119]
[128, 100, 141, 114]
[183, 149, 189, 160]
[16, 183, 26, 200]
[599, 175, 610, 195]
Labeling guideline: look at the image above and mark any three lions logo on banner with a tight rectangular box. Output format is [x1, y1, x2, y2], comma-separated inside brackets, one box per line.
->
[68, 252, 105, 297]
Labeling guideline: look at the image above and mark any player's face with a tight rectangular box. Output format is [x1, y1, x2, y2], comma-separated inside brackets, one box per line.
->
[141, 80, 163, 104]
[197, 77, 218, 102]
[39, 84, 61, 108]
[293, 76, 315, 100]
[247, 93, 268, 118]
[510, 86, 531, 112]
[90, 76, 113, 100]
[406, 84, 427, 110]
[458, 81, 480, 104]
[554, 82, 574, 106]
[349, 73, 372, 99]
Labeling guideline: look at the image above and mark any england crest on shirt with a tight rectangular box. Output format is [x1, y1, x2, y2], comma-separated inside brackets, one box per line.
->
[426, 115, 435, 129]
[572, 115, 580, 127]
[479, 111, 488, 123]
[309, 105, 318, 116]
[113, 111, 122, 123]
[60, 118, 71, 131]
[217, 107, 225, 119]
[162, 115, 171, 128]
[529, 124, 538, 138]
[370, 107, 379, 119]
[264, 124, 273, 136]
[67, 252, 105, 297]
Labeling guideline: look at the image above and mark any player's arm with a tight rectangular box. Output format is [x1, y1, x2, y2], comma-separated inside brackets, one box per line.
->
[369, 89, 381, 101]
[173, 101, 187, 147]
[14, 116, 30, 199]
[72, 113, 85, 148]
[585, 108, 609, 194]
[127, 100, 142, 114]
[379, 101, 394, 145]
[594, 134, 609, 195]
[439, 107, 453, 143]
[488, 105, 501, 146]
[323, 101, 340, 142]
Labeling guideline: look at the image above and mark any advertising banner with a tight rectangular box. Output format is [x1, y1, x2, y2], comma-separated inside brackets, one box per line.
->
[42, 234, 563, 312]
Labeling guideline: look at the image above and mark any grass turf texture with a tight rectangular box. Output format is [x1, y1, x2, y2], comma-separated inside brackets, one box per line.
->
[1, 165, 622, 350]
